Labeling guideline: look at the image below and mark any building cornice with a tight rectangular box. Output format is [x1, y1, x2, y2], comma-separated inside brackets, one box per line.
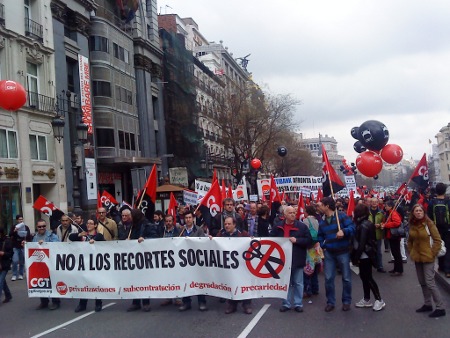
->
[51, 0, 93, 38]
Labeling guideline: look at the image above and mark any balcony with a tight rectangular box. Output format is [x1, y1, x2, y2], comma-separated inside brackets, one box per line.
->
[0, 4, 5, 26]
[94, 6, 133, 36]
[24, 18, 43, 43]
[26, 91, 55, 113]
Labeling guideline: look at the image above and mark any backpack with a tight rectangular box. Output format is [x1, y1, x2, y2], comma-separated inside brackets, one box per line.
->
[432, 199, 450, 230]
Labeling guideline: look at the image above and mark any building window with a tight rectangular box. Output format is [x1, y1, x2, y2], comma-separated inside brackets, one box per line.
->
[0, 129, 18, 158]
[113, 43, 129, 63]
[29, 134, 47, 160]
[115, 86, 132, 104]
[26, 62, 39, 107]
[96, 128, 115, 147]
[89, 36, 109, 53]
[118, 131, 136, 150]
[92, 81, 111, 97]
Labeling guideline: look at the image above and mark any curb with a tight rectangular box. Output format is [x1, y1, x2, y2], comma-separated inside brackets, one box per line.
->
[435, 270, 450, 294]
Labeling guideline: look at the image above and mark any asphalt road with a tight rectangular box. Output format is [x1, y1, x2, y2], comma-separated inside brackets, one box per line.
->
[1, 253, 449, 338]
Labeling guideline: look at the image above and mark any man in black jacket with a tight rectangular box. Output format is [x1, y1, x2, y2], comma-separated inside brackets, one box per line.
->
[0, 228, 13, 303]
[210, 198, 244, 236]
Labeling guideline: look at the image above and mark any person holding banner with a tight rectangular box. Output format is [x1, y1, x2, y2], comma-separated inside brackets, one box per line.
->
[271, 206, 312, 313]
[210, 198, 244, 237]
[56, 216, 79, 242]
[69, 217, 105, 312]
[217, 216, 253, 314]
[317, 197, 355, 312]
[179, 211, 208, 312]
[97, 207, 118, 241]
[33, 219, 61, 310]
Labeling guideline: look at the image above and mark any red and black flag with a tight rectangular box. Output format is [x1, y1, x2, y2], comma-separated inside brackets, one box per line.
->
[135, 164, 157, 221]
[409, 153, 429, 189]
[197, 180, 222, 228]
[321, 145, 345, 197]
[100, 190, 119, 211]
[33, 195, 65, 230]
[395, 182, 408, 196]
[296, 193, 305, 220]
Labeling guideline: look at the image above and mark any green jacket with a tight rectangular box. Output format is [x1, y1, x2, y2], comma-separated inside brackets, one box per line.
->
[368, 208, 385, 240]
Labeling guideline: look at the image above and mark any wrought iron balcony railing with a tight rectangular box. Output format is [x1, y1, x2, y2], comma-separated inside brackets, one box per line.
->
[24, 18, 43, 43]
[26, 91, 55, 113]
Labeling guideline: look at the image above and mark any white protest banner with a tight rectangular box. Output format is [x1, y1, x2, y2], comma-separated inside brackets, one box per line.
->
[183, 190, 198, 206]
[25, 238, 291, 300]
[249, 194, 258, 202]
[344, 175, 357, 193]
[257, 176, 321, 198]
[234, 178, 248, 201]
[195, 180, 211, 199]
[169, 167, 189, 188]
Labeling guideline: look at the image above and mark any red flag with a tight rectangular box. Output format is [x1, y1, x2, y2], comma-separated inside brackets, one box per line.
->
[101, 190, 119, 211]
[227, 184, 233, 199]
[198, 180, 222, 220]
[395, 182, 408, 196]
[33, 195, 65, 229]
[281, 191, 286, 203]
[221, 179, 227, 199]
[405, 191, 413, 203]
[269, 175, 281, 208]
[296, 193, 305, 220]
[167, 192, 178, 217]
[347, 190, 355, 217]
[135, 164, 157, 221]
[316, 188, 323, 203]
[322, 145, 345, 197]
[409, 153, 429, 189]
[97, 191, 102, 210]
[212, 169, 217, 184]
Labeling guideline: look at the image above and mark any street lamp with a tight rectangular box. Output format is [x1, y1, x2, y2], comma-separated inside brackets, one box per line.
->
[200, 145, 214, 178]
[51, 90, 88, 212]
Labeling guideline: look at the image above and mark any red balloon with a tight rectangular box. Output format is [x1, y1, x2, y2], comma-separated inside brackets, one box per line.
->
[250, 158, 262, 170]
[0, 80, 27, 111]
[356, 151, 383, 177]
[380, 144, 403, 164]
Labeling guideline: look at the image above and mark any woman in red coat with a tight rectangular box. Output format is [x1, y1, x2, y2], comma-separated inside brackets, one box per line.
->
[381, 200, 403, 276]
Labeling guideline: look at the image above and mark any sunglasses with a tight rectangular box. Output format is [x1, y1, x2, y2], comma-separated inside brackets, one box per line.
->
[37, 226, 46, 229]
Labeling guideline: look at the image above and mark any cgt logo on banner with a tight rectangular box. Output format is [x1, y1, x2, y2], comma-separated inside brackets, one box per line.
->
[25, 238, 292, 300]
[27, 248, 52, 295]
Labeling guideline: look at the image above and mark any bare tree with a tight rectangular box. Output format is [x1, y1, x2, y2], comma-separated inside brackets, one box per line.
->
[212, 83, 301, 183]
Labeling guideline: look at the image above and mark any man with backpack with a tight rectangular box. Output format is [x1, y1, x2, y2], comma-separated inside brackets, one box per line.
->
[427, 183, 450, 277]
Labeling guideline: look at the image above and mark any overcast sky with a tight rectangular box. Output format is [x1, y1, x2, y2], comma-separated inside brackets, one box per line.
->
[158, 0, 450, 162]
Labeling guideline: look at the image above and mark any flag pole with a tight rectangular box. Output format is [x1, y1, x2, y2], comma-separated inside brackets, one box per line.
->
[328, 177, 342, 231]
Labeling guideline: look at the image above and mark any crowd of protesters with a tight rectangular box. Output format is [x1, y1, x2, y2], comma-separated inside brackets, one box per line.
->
[0, 183, 448, 318]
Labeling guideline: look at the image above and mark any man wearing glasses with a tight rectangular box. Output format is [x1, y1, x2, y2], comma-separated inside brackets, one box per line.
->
[210, 198, 244, 237]
[97, 207, 118, 241]
[32, 219, 61, 310]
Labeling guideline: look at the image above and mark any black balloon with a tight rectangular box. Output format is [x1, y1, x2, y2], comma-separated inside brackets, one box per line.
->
[357, 120, 389, 151]
[374, 175, 379, 180]
[353, 141, 367, 153]
[277, 146, 287, 157]
[351, 127, 359, 140]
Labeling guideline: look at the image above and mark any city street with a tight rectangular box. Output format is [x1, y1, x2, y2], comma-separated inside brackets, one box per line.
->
[1, 253, 449, 338]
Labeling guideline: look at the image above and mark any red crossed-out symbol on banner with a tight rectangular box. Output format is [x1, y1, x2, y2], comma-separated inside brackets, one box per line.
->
[243, 239, 285, 279]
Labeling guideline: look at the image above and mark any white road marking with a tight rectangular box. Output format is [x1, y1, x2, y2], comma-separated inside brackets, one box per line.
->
[30, 302, 116, 338]
[237, 303, 271, 338]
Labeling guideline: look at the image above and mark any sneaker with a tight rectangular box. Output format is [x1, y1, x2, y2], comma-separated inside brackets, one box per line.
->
[373, 300, 386, 311]
[429, 309, 446, 318]
[11, 276, 17, 281]
[18, 275, 23, 280]
[355, 299, 373, 308]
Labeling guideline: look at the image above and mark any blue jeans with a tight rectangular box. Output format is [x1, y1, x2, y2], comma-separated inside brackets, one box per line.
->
[12, 247, 24, 277]
[376, 239, 383, 269]
[0, 270, 12, 299]
[324, 250, 352, 306]
[282, 267, 304, 308]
